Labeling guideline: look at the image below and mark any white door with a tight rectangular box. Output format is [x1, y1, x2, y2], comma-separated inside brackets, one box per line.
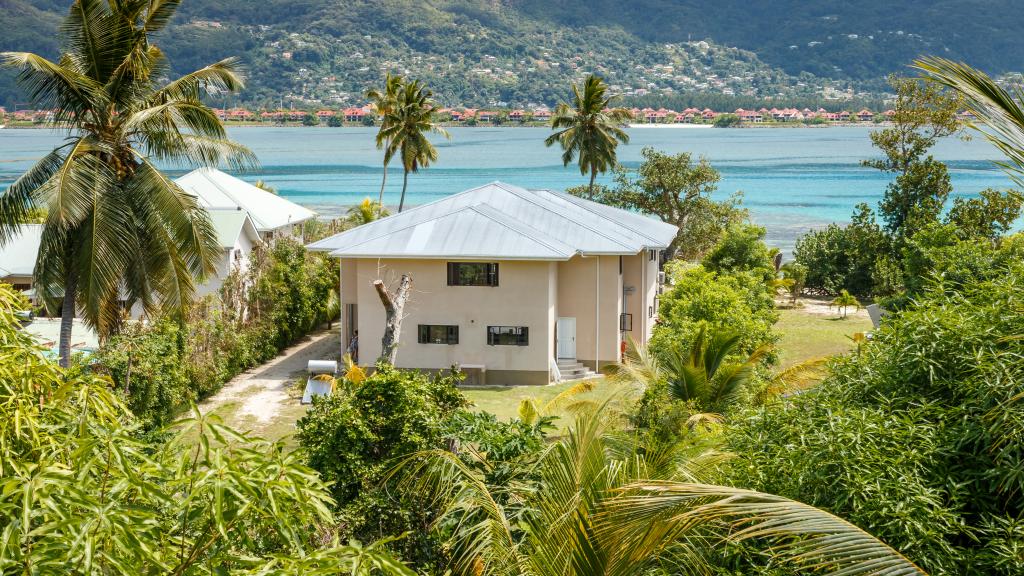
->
[557, 317, 576, 359]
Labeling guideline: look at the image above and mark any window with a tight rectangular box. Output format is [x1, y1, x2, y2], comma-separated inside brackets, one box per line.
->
[620, 313, 633, 331]
[487, 326, 528, 346]
[447, 262, 499, 286]
[648, 249, 655, 261]
[418, 324, 459, 345]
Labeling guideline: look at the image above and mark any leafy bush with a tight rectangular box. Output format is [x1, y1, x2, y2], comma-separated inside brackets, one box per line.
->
[650, 263, 778, 360]
[702, 223, 776, 281]
[725, 261, 1024, 574]
[297, 364, 469, 568]
[96, 239, 338, 428]
[0, 282, 411, 575]
[793, 203, 889, 296]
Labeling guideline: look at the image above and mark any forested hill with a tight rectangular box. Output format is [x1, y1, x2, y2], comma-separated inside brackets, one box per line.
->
[2, 0, 1022, 110]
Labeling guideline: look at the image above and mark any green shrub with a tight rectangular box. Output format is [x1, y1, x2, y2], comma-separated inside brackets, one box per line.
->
[650, 263, 778, 361]
[725, 261, 1024, 574]
[702, 223, 776, 281]
[793, 203, 889, 296]
[96, 239, 339, 428]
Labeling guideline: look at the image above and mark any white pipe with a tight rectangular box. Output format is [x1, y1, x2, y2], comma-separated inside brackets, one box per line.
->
[595, 256, 600, 370]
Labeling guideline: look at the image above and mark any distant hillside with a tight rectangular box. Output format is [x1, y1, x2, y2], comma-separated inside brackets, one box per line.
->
[2, 1, 1020, 109]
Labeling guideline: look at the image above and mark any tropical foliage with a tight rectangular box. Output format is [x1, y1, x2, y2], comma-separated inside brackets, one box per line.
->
[0, 0, 252, 366]
[368, 72, 404, 213]
[96, 239, 338, 428]
[569, 147, 746, 260]
[545, 74, 631, 197]
[377, 78, 449, 212]
[794, 76, 1023, 299]
[726, 259, 1024, 575]
[0, 281, 412, 575]
[395, 406, 924, 576]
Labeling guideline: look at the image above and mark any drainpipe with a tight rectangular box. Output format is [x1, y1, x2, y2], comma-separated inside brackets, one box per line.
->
[595, 256, 600, 371]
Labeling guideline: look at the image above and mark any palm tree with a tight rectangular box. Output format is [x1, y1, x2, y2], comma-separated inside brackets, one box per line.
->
[830, 289, 862, 318]
[0, 0, 253, 367]
[610, 328, 768, 416]
[366, 73, 404, 215]
[544, 75, 632, 198]
[378, 79, 450, 212]
[915, 57, 1024, 185]
[394, 407, 926, 576]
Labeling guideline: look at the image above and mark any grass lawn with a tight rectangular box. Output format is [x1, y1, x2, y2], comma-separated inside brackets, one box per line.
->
[462, 378, 640, 424]
[774, 303, 873, 368]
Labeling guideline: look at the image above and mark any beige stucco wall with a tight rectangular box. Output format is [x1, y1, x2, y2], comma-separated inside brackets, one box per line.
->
[196, 232, 256, 299]
[555, 255, 622, 371]
[336, 251, 660, 384]
[346, 258, 555, 384]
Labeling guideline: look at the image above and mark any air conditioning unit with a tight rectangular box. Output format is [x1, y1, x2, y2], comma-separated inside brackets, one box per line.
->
[658, 271, 667, 285]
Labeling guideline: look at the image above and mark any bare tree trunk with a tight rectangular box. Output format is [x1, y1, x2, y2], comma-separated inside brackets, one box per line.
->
[374, 274, 411, 365]
[398, 169, 409, 213]
[59, 266, 77, 369]
[587, 167, 597, 199]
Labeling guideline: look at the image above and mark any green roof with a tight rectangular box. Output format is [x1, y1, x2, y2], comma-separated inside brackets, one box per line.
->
[207, 209, 251, 249]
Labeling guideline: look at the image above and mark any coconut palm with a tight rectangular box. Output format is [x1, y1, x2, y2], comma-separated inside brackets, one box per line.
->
[830, 289, 862, 318]
[394, 407, 926, 576]
[366, 72, 404, 214]
[915, 56, 1024, 185]
[378, 79, 449, 212]
[610, 328, 768, 416]
[544, 75, 632, 198]
[0, 0, 253, 367]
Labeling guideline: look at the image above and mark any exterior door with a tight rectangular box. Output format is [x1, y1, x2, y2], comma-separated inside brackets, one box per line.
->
[557, 317, 576, 359]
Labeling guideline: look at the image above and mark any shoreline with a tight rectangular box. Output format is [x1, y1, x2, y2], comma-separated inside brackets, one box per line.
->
[0, 121, 890, 131]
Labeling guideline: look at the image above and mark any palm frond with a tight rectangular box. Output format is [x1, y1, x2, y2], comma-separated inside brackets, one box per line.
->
[607, 482, 926, 576]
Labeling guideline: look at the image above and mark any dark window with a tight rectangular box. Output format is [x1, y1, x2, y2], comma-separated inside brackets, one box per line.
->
[487, 326, 528, 346]
[620, 313, 633, 331]
[447, 262, 499, 286]
[648, 249, 656, 261]
[418, 324, 459, 345]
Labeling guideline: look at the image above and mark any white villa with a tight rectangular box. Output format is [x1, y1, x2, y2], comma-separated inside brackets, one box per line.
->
[0, 168, 314, 301]
[308, 182, 677, 386]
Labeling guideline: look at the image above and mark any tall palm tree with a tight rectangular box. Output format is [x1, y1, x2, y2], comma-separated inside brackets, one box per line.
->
[914, 56, 1024, 186]
[394, 408, 925, 576]
[366, 72, 404, 215]
[0, 0, 253, 367]
[544, 75, 632, 198]
[378, 79, 449, 212]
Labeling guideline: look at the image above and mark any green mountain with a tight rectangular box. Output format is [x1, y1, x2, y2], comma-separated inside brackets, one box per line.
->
[2, 1, 1020, 109]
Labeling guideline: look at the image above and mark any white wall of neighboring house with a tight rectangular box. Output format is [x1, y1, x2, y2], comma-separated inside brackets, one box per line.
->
[197, 228, 257, 299]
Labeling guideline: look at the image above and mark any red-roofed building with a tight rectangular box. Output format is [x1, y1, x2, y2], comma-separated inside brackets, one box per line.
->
[856, 109, 874, 121]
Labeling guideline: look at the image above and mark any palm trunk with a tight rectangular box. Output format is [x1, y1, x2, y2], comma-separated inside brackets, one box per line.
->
[398, 169, 409, 213]
[376, 161, 389, 216]
[588, 167, 597, 199]
[59, 266, 77, 369]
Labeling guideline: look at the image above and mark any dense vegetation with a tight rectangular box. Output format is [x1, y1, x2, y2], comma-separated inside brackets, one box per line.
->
[95, 239, 338, 429]
[794, 77, 1024, 303]
[0, 282, 412, 575]
[0, 0, 921, 109]
[727, 256, 1024, 575]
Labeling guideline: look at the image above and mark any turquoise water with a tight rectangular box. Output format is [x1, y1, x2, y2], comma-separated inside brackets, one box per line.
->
[0, 126, 1012, 252]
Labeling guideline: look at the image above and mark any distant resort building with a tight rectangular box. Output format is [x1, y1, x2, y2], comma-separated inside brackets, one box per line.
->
[308, 182, 677, 386]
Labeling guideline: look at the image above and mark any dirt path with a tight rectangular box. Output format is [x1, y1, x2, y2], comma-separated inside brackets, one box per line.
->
[198, 326, 340, 434]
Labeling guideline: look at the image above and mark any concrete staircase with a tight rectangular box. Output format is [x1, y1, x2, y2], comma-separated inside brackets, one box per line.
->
[556, 359, 598, 382]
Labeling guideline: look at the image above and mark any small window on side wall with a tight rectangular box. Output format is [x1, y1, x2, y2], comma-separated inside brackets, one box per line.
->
[447, 262, 499, 286]
[487, 326, 528, 346]
[418, 324, 459, 345]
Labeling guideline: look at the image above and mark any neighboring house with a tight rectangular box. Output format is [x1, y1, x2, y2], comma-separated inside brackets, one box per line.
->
[0, 224, 42, 296]
[175, 168, 316, 241]
[200, 209, 261, 298]
[307, 182, 677, 386]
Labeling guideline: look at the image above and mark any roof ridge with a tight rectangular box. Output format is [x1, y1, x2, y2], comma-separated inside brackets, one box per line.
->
[202, 170, 273, 229]
[496, 185, 639, 252]
[542, 189, 669, 247]
[466, 204, 576, 257]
